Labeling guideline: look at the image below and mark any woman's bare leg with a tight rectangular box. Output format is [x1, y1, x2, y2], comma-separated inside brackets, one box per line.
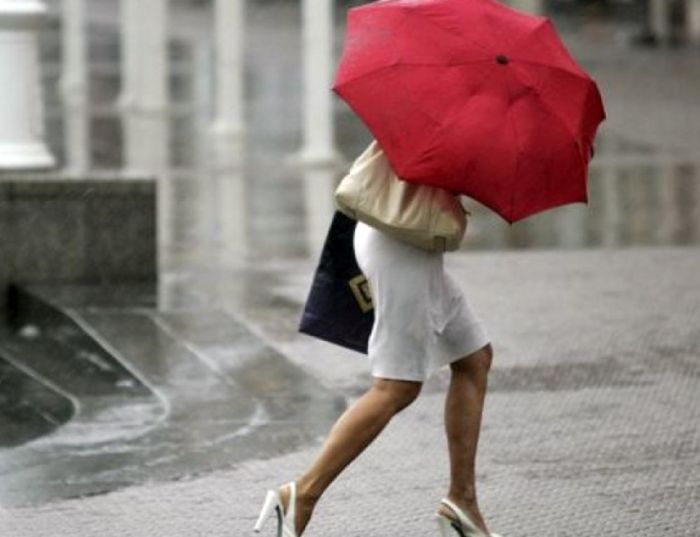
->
[279, 376, 423, 535]
[438, 343, 493, 535]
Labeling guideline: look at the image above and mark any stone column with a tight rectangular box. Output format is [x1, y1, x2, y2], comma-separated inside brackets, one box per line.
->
[292, 0, 346, 258]
[210, 0, 248, 266]
[58, 0, 89, 175]
[656, 161, 681, 244]
[117, 0, 169, 175]
[211, 0, 245, 161]
[0, 0, 55, 170]
[192, 36, 214, 255]
[302, 167, 339, 262]
[555, 205, 587, 248]
[296, 0, 343, 167]
[688, 0, 700, 45]
[118, 0, 139, 171]
[117, 0, 170, 276]
[508, 0, 545, 15]
[692, 162, 700, 243]
[649, 0, 672, 46]
[600, 165, 621, 248]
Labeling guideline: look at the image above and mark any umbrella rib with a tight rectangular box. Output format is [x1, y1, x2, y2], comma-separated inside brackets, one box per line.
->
[541, 97, 588, 184]
[504, 73, 522, 224]
[404, 59, 495, 67]
[406, 59, 504, 180]
[507, 62, 587, 157]
[399, 5, 493, 56]
[335, 59, 494, 88]
[506, 73, 586, 222]
[334, 64, 397, 89]
[532, 90, 584, 160]
[448, 61, 504, 131]
[512, 57, 590, 83]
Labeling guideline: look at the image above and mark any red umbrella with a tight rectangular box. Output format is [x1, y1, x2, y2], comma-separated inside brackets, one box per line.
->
[332, 0, 606, 223]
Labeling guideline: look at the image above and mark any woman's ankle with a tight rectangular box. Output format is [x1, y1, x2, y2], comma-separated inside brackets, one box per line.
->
[447, 486, 478, 506]
[295, 477, 323, 506]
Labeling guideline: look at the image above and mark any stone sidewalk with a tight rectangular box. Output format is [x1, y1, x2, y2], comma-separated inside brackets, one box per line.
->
[2, 246, 698, 537]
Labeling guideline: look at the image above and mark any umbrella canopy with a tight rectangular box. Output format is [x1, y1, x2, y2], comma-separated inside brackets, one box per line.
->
[332, 0, 606, 223]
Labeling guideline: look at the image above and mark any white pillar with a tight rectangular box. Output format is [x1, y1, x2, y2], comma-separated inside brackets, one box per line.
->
[302, 168, 338, 262]
[649, 0, 672, 46]
[58, 0, 89, 175]
[139, 0, 169, 174]
[555, 205, 587, 248]
[211, 0, 245, 162]
[117, 0, 169, 175]
[118, 0, 139, 171]
[692, 164, 700, 243]
[192, 36, 215, 255]
[687, 0, 700, 45]
[292, 0, 347, 257]
[210, 0, 248, 266]
[508, 0, 545, 15]
[0, 0, 55, 170]
[117, 0, 169, 276]
[600, 165, 621, 248]
[656, 161, 680, 244]
[294, 0, 343, 166]
[301, 0, 335, 162]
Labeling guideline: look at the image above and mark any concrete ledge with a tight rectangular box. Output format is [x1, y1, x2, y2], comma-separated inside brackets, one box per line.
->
[0, 176, 157, 321]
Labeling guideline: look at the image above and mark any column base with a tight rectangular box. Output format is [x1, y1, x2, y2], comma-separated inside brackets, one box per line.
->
[285, 148, 348, 171]
[0, 142, 56, 170]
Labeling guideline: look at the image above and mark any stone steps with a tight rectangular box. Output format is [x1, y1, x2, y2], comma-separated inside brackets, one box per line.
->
[0, 283, 341, 507]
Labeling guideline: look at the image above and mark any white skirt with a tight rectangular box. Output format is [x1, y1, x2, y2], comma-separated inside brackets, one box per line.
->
[353, 220, 490, 382]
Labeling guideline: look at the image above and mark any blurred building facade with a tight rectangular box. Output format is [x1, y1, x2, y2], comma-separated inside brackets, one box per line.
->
[2, 0, 698, 268]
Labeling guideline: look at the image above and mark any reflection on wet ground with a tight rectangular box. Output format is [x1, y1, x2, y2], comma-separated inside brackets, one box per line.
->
[0, 354, 75, 448]
[0, 283, 343, 507]
[461, 143, 700, 250]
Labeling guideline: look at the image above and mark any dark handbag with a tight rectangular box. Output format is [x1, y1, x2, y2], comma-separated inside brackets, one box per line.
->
[298, 210, 374, 354]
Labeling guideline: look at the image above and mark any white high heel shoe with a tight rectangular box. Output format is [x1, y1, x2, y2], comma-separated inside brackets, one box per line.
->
[253, 481, 299, 537]
[435, 497, 503, 537]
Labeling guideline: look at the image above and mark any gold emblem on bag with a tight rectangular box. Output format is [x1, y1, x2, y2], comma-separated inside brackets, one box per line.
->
[348, 274, 373, 313]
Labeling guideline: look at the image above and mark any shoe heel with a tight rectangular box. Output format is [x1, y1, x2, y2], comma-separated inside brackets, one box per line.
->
[253, 490, 279, 532]
[435, 514, 457, 537]
[439, 498, 486, 536]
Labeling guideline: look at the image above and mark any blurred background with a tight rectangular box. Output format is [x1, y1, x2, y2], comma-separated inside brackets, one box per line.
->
[11, 0, 700, 266]
[0, 0, 699, 523]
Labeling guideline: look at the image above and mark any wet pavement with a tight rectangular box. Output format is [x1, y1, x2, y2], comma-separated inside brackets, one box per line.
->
[0, 283, 342, 508]
[1, 246, 699, 535]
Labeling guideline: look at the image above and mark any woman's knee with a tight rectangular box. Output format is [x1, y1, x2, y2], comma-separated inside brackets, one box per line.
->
[371, 377, 422, 412]
[450, 343, 493, 374]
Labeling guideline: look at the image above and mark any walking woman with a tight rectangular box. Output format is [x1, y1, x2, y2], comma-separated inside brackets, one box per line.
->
[254, 216, 497, 537]
[250, 0, 605, 524]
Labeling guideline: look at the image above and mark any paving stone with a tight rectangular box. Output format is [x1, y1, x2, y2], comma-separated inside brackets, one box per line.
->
[2, 246, 698, 536]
